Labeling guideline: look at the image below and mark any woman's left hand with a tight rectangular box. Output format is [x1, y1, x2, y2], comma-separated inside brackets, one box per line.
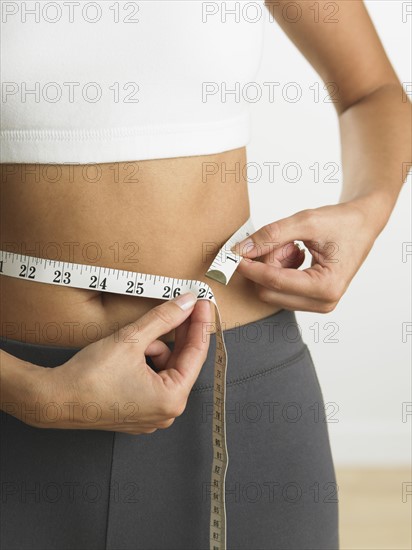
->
[231, 199, 381, 313]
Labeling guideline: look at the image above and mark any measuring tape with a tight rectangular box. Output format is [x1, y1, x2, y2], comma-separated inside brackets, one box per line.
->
[0, 216, 255, 550]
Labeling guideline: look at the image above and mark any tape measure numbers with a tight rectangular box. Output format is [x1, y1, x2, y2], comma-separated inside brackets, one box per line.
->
[0, 217, 255, 550]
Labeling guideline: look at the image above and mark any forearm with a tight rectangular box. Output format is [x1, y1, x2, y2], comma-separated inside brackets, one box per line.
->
[338, 83, 411, 235]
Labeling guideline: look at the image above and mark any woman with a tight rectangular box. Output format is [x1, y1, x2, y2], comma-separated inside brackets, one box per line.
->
[0, 1, 410, 549]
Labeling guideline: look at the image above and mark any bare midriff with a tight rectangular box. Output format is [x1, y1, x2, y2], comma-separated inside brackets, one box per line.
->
[0, 147, 282, 348]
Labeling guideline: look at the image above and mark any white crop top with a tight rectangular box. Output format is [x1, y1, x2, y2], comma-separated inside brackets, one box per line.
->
[0, 1, 265, 164]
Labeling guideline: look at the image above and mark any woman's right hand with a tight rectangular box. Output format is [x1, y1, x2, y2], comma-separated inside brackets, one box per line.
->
[26, 292, 213, 434]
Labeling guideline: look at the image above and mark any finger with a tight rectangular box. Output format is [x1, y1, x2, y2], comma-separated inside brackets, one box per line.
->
[158, 314, 192, 371]
[158, 299, 212, 393]
[280, 247, 305, 269]
[264, 242, 305, 268]
[172, 315, 191, 357]
[231, 211, 313, 259]
[149, 302, 206, 369]
[123, 291, 198, 348]
[170, 301, 213, 359]
[145, 339, 172, 371]
[254, 286, 337, 314]
[236, 257, 330, 300]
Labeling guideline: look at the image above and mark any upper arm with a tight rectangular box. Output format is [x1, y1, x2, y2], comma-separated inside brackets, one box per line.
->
[264, 0, 401, 113]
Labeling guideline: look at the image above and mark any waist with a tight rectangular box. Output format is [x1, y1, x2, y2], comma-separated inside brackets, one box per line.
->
[0, 147, 250, 254]
[0, 309, 306, 392]
[0, 148, 284, 346]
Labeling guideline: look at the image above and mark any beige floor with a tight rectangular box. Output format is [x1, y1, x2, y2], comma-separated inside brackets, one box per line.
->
[337, 467, 412, 549]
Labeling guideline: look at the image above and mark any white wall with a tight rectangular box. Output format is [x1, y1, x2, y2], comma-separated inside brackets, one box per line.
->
[247, 0, 411, 465]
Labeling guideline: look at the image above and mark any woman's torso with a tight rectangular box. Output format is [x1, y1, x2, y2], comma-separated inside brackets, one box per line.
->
[0, 149, 283, 347]
[0, 1, 282, 347]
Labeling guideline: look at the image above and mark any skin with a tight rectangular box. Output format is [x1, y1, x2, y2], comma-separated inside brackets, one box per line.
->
[231, 1, 412, 311]
[0, 148, 285, 348]
[0, 0, 411, 432]
[2, 295, 214, 434]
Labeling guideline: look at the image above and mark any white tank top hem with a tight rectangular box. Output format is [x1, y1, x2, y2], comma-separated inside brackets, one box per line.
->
[0, 112, 250, 164]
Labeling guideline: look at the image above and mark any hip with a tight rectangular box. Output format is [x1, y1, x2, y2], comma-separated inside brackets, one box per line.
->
[0, 270, 283, 346]
[0, 308, 339, 549]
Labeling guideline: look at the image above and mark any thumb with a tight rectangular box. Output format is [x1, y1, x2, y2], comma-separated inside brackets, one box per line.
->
[133, 291, 198, 348]
[230, 211, 311, 259]
[155, 299, 212, 396]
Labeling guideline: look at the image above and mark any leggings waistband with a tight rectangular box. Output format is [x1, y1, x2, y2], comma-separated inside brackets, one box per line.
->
[0, 309, 308, 392]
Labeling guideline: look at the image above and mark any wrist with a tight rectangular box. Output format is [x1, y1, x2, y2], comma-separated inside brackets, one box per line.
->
[0, 353, 48, 424]
[341, 189, 398, 238]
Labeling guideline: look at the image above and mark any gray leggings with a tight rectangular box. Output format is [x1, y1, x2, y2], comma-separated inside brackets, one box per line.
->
[0, 309, 339, 550]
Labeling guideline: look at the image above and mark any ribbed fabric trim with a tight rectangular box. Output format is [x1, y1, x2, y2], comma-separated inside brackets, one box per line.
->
[0, 112, 251, 163]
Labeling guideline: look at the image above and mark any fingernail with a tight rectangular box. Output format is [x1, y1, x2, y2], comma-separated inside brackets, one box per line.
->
[231, 238, 256, 256]
[173, 291, 197, 311]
